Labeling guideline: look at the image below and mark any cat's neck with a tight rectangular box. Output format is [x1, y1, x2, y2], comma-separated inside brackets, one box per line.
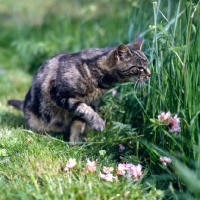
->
[84, 49, 125, 89]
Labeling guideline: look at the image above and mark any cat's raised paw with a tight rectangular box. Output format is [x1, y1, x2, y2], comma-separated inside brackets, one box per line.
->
[90, 116, 105, 132]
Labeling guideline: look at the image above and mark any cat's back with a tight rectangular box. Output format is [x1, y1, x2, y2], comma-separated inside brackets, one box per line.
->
[35, 52, 68, 81]
[34, 47, 106, 80]
[32, 47, 113, 94]
[36, 44, 115, 74]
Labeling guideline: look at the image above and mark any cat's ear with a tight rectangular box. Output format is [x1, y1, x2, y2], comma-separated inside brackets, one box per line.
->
[115, 44, 132, 61]
[129, 37, 144, 50]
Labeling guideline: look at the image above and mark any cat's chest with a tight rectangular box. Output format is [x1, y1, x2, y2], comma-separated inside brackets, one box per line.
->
[82, 88, 106, 106]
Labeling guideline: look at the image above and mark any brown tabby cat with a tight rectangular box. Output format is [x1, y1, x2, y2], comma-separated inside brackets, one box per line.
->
[8, 37, 150, 143]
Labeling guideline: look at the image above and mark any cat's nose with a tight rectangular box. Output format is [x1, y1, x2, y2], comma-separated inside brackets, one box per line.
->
[146, 68, 151, 77]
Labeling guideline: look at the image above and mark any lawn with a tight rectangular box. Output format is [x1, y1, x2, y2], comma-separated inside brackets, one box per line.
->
[0, 0, 200, 199]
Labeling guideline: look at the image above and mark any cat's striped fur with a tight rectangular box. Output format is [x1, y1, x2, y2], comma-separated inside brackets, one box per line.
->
[8, 37, 150, 143]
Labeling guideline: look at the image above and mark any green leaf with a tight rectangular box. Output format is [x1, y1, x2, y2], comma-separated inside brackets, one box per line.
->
[0, 149, 8, 157]
[99, 150, 106, 156]
[173, 158, 200, 196]
[149, 118, 157, 123]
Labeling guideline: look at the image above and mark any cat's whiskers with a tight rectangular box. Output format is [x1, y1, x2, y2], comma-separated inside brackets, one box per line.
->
[139, 82, 145, 92]
[133, 79, 139, 91]
[133, 76, 149, 92]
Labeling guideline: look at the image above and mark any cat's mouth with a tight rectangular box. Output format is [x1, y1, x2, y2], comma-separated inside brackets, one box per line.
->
[128, 76, 149, 83]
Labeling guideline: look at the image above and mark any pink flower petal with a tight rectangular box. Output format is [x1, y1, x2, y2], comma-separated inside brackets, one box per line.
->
[164, 111, 171, 121]
[116, 163, 142, 181]
[99, 172, 115, 182]
[158, 111, 171, 123]
[86, 159, 96, 172]
[158, 112, 165, 121]
[102, 166, 114, 174]
[119, 144, 125, 151]
[116, 163, 126, 175]
[169, 114, 181, 132]
[127, 164, 142, 181]
[160, 156, 172, 166]
[112, 89, 117, 96]
[64, 158, 77, 171]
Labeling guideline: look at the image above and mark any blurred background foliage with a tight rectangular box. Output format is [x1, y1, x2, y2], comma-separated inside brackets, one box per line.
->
[0, 0, 150, 73]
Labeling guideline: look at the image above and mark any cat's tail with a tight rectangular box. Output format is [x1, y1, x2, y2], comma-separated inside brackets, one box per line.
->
[7, 99, 24, 111]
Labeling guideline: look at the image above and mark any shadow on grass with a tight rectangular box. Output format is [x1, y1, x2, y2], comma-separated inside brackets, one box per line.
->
[0, 111, 25, 129]
[0, 111, 68, 143]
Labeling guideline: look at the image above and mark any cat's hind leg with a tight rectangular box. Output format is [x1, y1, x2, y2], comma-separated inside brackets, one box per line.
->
[69, 118, 87, 144]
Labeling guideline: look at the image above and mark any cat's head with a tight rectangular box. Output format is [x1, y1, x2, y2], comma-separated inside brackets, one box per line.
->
[114, 37, 150, 82]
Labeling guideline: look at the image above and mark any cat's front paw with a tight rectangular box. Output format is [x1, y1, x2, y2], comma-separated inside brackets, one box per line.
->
[90, 115, 105, 132]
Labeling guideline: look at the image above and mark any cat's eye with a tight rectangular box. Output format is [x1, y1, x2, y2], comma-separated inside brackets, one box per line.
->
[138, 67, 144, 71]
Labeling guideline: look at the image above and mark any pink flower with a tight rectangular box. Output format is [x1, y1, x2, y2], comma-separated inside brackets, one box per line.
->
[119, 144, 125, 151]
[99, 172, 117, 182]
[64, 158, 77, 171]
[116, 163, 142, 181]
[116, 163, 126, 175]
[158, 111, 171, 123]
[158, 112, 165, 121]
[102, 166, 114, 174]
[100, 165, 118, 182]
[169, 114, 181, 133]
[85, 159, 96, 173]
[126, 164, 142, 181]
[160, 156, 172, 166]
[158, 111, 181, 133]
[112, 89, 117, 96]
[27, 138, 32, 143]
[124, 163, 134, 168]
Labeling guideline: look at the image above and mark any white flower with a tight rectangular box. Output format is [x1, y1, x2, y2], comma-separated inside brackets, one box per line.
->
[64, 158, 77, 171]
[160, 156, 172, 166]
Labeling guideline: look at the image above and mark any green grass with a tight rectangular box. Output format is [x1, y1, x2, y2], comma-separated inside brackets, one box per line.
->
[0, 0, 200, 199]
[0, 130, 162, 199]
